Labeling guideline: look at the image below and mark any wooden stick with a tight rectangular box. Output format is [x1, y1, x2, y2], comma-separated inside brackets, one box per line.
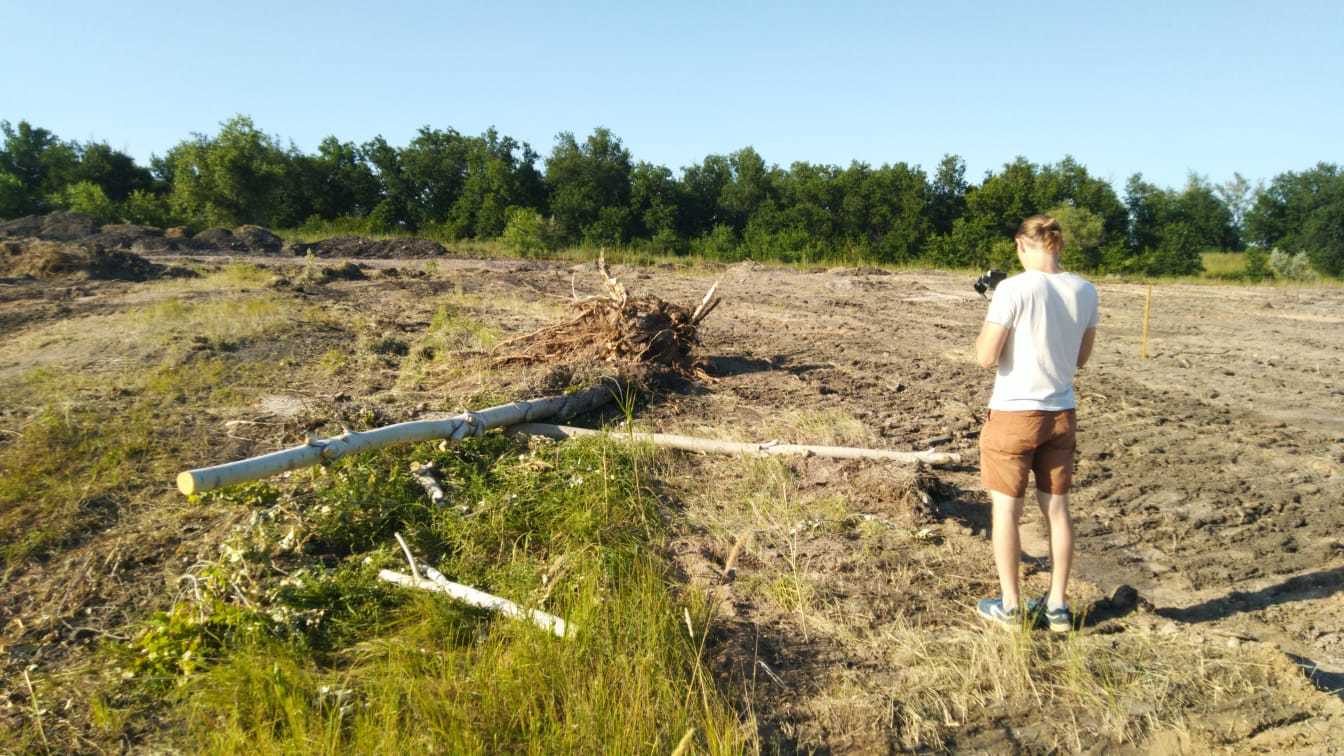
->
[691, 279, 722, 324]
[1140, 284, 1152, 360]
[394, 532, 421, 582]
[377, 569, 571, 638]
[177, 382, 621, 495]
[509, 423, 962, 466]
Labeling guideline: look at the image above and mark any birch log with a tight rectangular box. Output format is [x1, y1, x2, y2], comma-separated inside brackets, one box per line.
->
[177, 382, 621, 495]
[377, 569, 571, 638]
[510, 423, 962, 466]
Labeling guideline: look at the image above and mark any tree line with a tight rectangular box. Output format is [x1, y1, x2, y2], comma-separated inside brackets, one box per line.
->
[2, 116, 1341, 277]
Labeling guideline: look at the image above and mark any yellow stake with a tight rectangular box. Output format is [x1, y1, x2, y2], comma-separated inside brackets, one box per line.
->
[1140, 284, 1152, 360]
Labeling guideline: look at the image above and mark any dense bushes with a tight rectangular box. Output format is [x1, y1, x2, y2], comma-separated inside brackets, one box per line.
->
[2, 115, 1342, 276]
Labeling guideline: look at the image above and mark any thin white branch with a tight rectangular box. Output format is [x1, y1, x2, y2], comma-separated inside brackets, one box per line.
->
[509, 423, 962, 466]
[377, 569, 571, 638]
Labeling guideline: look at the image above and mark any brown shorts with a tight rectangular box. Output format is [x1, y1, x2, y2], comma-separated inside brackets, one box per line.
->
[979, 409, 1077, 497]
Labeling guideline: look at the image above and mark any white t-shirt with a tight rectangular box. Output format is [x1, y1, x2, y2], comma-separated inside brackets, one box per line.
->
[985, 270, 1099, 411]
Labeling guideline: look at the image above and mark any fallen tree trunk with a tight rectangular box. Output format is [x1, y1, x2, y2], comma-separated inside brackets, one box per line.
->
[377, 569, 571, 638]
[509, 423, 963, 466]
[177, 382, 621, 495]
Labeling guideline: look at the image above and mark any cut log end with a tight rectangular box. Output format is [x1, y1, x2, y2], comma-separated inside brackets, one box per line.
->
[177, 471, 199, 496]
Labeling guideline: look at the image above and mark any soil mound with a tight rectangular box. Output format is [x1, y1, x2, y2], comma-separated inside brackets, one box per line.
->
[0, 211, 101, 241]
[233, 224, 283, 253]
[86, 224, 182, 254]
[285, 235, 445, 259]
[191, 227, 246, 251]
[0, 239, 177, 281]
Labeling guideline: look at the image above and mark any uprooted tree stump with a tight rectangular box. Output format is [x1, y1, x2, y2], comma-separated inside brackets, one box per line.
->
[492, 254, 721, 375]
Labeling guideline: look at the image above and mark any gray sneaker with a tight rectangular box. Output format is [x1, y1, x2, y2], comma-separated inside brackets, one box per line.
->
[1042, 603, 1073, 633]
[977, 598, 1024, 629]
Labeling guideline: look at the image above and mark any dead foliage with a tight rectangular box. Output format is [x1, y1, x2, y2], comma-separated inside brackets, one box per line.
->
[492, 254, 721, 375]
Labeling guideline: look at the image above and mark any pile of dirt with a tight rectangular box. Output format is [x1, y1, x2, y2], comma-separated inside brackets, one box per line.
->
[85, 223, 178, 253]
[0, 239, 179, 281]
[233, 224, 283, 253]
[0, 212, 454, 260]
[493, 260, 720, 375]
[0, 211, 101, 241]
[0, 212, 294, 256]
[285, 235, 446, 258]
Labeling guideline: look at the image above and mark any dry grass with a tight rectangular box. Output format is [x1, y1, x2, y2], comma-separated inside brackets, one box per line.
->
[660, 447, 1332, 751]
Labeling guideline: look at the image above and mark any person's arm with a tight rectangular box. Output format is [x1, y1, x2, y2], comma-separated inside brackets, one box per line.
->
[976, 321, 1010, 369]
[978, 283, 1016, 369]
[1077, 327, 1096, 368]
[1077, 286, 1099, 368]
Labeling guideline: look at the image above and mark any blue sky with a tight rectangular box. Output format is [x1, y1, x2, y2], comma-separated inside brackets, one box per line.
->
[2, 1, 1340, 189]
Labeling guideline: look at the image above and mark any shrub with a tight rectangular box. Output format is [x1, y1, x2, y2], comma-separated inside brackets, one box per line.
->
[925, 217, 996, 269]
[50, 180, 118, 224]
[690, 224, 740, 261]
[986, 239, 1019, 272]
[501, 207, 560, 257]
[122, 189, 174, 227]
[1244, 247, 1270, 281]
[365, 199, 401, 234]
[1268, 248, 1314, 279]
[1143, 222, 1204, 276]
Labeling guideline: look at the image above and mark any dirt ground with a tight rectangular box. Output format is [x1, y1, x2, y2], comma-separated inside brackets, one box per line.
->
[2, 251, 1343, 751]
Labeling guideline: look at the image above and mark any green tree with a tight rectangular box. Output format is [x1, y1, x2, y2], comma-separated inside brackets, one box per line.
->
[166, 115, 303, 227]
[1215, 172, 1255, 232]
[360, 136, 414, 230]
[74, 141, 156, 201]
[717, 147, 775, 233]
[835, 161, 931, 262]
[544, 128, 633, 243]
[1047, 204, 1104, 271]
[303, 137, 381, 220]
[679, 154, 732, 237]
[0, 120, 80, 214]
[0, 170, 24, 218]
[1244, 164, 1342, 275]
[446, 129, 546, 239]
[1301, 189, 1344, 276]
[929, 154, 968, 235]
[629, 161, 684, 247]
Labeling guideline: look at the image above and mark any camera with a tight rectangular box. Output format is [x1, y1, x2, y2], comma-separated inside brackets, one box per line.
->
[974, 269, 1007, 299]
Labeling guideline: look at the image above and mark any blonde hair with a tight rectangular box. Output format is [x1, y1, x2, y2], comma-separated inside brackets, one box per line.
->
[1016, 214, 1064, 254]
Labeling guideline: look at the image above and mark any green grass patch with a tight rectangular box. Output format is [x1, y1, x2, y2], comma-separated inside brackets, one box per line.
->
[0, 359, 272, 568]
[101, 434, 750, 752]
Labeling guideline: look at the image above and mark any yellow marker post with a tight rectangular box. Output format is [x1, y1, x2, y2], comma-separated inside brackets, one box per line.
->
[1140, 284, 1152, 360]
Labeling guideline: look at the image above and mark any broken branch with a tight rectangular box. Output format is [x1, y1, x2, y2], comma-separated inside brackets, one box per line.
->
[377, 569, 571, 638]
[509, 423, 962, 466]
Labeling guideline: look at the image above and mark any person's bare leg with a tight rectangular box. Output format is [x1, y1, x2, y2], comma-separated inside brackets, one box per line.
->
[991, 490, 1025, 610]
[1036, 490, 1073, 609]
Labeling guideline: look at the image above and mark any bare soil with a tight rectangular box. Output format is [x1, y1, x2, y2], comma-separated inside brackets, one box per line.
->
[2, 252, 1343, 751]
